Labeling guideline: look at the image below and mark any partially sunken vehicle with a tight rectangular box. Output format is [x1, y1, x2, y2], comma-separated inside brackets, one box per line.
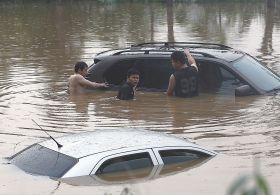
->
[87, 42, 280, 96]
[9, 129, 216, 183]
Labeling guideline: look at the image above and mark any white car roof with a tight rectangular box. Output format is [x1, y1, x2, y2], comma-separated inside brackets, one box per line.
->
[39, 129, 211, 158]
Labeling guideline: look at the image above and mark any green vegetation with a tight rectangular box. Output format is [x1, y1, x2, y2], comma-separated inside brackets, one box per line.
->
[228, 172, 270, 195]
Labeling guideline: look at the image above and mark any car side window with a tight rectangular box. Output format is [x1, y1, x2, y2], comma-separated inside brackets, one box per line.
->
[104, 58, 173, 90]
[159, 149, 210, 165]
[135, 58, 174, 90]
[155, 148, 214, 177]
[104, 59, 136, 85]
[198, 61, 242, 94]
[220, 67, 235, 80]
[95, 152, 153, 175]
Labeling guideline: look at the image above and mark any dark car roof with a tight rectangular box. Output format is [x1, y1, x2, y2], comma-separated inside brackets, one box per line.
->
[94, 42, 244, 63]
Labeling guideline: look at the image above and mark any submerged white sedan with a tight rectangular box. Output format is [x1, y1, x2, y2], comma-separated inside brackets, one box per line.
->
[10, 129, 217, 182]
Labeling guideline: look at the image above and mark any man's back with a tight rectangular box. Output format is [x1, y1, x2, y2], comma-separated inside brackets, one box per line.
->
[173, 66, 198, 97]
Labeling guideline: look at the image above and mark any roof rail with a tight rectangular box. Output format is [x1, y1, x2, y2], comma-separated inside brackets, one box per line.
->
[95, 48, 130, 57]
[131, 42, 232, 50]
[112, 50, 168, 55]
[112, 49, 216, 58]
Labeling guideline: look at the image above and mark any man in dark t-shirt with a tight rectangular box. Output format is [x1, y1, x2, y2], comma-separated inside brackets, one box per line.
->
[167, 49, 198, 97]
[117, 68, 140, 100]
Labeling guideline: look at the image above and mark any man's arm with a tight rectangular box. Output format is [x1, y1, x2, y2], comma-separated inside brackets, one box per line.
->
[77, 75, 107, 88]
[184, 48, 198, 71]
[166, 74, 176, 96]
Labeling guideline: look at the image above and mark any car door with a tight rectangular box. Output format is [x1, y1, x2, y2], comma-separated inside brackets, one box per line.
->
[198, 60, 245, 95]
[89, 149, 159, 183]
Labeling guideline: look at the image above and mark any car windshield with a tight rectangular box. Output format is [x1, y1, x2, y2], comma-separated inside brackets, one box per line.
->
[233, 55, 280, 91]
[10, 144, 78, 178]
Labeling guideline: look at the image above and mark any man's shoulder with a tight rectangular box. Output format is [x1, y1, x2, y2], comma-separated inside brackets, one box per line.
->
[69, 74, 84, 80]
[174, 66, 197, 77]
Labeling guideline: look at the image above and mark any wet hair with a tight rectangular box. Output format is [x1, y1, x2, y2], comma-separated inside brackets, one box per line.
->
[127, 68, 140, 78]
[74, 61, 88, 73]
[171, 51, 187, 64]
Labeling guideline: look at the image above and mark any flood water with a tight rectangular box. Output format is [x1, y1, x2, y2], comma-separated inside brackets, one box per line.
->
[1, 1, 280, 194]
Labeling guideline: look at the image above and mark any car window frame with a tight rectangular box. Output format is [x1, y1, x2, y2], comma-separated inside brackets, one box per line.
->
[152, 146, 216, 165]
[90, 149, 159, 175]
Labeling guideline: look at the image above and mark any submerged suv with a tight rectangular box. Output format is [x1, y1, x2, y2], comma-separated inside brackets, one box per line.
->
[87, 42, 280, 96]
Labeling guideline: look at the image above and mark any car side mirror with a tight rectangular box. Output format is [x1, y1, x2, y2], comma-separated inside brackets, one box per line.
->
[235, 85, 254, 96]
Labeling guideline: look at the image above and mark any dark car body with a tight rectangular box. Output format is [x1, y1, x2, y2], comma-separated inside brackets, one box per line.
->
[87, 42, 280, 96]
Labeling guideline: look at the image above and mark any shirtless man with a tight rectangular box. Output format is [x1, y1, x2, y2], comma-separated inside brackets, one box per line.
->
[167, 48, 199, 97]
[67, 61, 108, 94]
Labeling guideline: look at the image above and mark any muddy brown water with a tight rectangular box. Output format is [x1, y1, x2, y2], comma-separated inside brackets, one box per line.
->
[0, 1, 280, 195]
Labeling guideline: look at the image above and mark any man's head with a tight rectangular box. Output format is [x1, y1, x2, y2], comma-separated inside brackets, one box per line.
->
[74, 61, 88, 77]
[126, 68, 140, 87]
[171, 51, 186, 69]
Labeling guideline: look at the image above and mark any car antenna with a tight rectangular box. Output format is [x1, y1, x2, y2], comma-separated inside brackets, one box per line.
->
[32, 119, 63, 148]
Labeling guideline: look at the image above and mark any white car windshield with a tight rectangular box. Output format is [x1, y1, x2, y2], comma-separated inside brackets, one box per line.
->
[233, 55, 280, 92]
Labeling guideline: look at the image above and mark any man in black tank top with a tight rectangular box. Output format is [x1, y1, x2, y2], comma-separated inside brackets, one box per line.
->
[117, 68, 140, 100]
[167, 49, 198, 97]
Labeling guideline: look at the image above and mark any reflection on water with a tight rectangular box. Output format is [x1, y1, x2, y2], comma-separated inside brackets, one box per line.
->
[1, 0, 280, 194]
